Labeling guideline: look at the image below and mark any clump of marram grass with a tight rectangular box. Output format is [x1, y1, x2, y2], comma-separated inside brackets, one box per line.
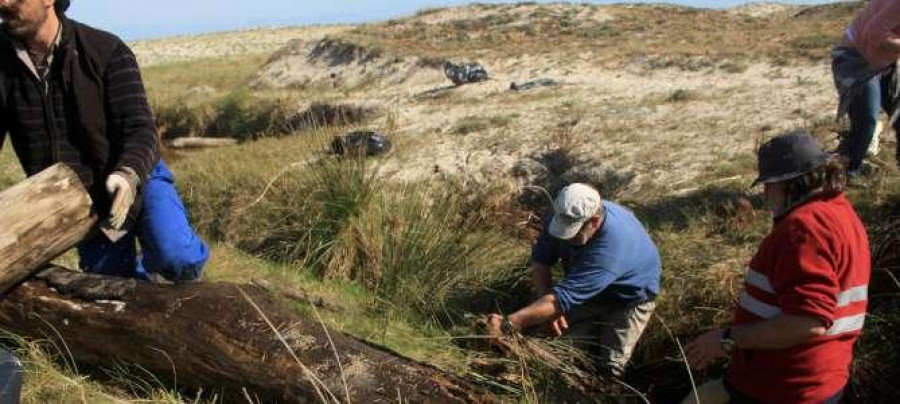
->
[370, 184, 527, 316]
[249, 152, 381, 282]
[176, 131, 526, 320]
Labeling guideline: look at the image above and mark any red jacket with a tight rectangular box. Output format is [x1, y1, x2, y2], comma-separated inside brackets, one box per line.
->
[728, 193, 870, 403]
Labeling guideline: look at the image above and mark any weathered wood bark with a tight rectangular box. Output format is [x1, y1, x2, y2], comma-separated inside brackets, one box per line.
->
[168, 137, 238, 149]
[0, 267, 488, 403]
[0, 164, 95, 293]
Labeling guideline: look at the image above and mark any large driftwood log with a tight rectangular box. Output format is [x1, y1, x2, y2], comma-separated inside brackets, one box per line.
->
[0, 164, 95, 293]
[0, 267, 487, 403]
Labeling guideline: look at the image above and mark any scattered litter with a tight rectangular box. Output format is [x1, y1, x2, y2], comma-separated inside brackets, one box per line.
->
[330, 131, 393, 157]
[444, 61, 489, 86]
[510, 78, 560, 91]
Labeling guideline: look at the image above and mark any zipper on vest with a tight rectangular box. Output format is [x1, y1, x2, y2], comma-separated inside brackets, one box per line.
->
[41, 78, 59, 163]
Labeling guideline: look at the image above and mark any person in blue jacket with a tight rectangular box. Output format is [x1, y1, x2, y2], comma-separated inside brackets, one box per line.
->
[488, 183, 661, 377]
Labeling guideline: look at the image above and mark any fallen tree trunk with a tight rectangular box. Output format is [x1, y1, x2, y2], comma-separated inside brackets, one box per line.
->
[0, 267, 487, 403]
[0, 163, 95, 293]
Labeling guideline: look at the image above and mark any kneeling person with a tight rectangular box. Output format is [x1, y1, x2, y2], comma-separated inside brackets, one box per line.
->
[489, 183, 661, 376]
[0, 0, 209, 282]
[683, 132, 870, 403]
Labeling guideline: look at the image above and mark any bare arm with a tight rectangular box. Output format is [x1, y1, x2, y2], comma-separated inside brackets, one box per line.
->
[686, 314, 826, 371]
[507, 293, 563, 331]
[732, 313, 826, 350]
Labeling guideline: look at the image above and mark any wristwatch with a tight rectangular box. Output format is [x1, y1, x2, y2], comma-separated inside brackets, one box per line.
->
[721, 327, 737, 356]
[500, 317, 517, 336]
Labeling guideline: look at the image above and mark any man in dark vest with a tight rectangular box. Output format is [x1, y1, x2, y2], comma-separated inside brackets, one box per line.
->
[0, 0, 209, 281]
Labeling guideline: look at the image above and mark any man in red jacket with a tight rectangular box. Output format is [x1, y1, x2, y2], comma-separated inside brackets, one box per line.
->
[683, 132, 871, 404]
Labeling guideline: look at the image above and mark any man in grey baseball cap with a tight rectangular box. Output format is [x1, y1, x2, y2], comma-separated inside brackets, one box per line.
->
[488, 183, 661, 377]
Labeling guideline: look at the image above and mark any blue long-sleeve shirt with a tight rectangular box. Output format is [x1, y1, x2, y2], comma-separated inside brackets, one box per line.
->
[531, 201, 661, 313]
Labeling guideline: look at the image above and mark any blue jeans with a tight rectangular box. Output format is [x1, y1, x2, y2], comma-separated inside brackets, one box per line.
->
[846, 67, 898, 172]
[77, 161, 209, 282]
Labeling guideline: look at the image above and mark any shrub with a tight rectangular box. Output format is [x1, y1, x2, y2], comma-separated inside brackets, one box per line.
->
[208, 90, 293, 141]
[153, 89, 292, 141]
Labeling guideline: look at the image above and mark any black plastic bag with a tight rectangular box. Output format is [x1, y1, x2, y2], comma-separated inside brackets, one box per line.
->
[330, 131, 392, 157]
[444, 61, 489, 86]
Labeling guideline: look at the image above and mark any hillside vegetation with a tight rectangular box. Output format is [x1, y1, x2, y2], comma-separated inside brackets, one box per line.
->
[1, 1, 898, 402]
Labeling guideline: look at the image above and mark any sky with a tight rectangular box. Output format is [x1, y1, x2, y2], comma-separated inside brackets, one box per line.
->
[67, 0, 843, 41]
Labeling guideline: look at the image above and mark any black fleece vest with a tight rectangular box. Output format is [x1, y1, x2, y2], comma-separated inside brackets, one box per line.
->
[0, 19, 145, 223]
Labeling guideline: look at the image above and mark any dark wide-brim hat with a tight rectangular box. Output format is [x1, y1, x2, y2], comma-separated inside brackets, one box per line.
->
[752, 131, 831, 187]
[55, 0, 71, 12]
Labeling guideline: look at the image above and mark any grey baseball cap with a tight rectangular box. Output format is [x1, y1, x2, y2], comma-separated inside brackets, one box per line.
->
[549, 183, 603, 240]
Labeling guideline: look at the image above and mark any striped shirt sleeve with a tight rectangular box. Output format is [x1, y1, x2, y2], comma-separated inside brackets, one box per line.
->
[103, 42, 158, 185]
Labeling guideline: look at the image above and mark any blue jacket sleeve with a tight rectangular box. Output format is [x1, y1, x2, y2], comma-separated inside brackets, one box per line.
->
[552, 253, 622, 313]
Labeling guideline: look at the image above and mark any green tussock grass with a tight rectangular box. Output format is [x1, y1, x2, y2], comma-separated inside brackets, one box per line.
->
[0, 1, 895, 398]
[203, 244, 471, 370]
[150, 88, 295, 140]
[173, 129, 528, 323]
[4, 130, 896, 401]
[144, 56, 298, 141]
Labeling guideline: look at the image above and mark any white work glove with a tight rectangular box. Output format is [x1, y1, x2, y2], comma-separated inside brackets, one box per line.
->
[105, 168, 139, 230]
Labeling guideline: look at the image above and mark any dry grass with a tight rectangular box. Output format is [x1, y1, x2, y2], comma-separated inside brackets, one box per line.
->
[1, 334, 200, 403]
[344, 2, 856, 67]
[173, 129, 528, 320]
[0, 1, 896, 401]
[130, 26, 352, 67]
[136, 2, 861, 198]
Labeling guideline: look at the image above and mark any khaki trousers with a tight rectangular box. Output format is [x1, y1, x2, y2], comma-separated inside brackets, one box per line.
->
[563, 299, 656, 376]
